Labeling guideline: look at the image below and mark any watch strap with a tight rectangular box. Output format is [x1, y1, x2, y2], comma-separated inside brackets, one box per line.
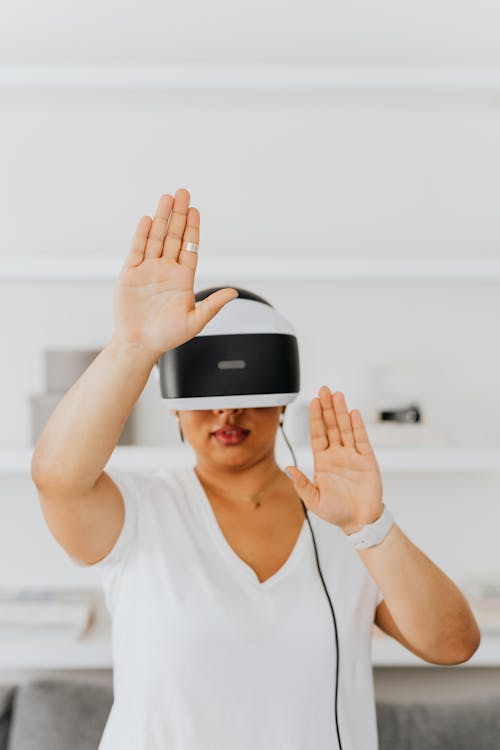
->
[345, 504, 394, 549]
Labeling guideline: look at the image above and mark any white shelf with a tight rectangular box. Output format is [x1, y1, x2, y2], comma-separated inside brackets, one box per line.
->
[1, 63, 500, 96]
[0, 593, 112, 671]
[2, 256, 500, 283]
[0, 608, 497, 669]
[5, 443, 500, 476]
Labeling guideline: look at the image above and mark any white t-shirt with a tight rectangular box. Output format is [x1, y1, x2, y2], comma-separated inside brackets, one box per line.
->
[70, 464, 384, 750]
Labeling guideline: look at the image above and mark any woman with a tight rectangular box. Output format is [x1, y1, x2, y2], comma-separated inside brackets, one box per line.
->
[31, 188, 481, 750]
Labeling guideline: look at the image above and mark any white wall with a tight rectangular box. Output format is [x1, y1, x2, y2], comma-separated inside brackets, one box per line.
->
[1, 0, 500, 702]
[2, 0, 500, 65]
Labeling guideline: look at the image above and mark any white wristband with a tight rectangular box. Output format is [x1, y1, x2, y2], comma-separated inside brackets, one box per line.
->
[345, 504, 394, 549]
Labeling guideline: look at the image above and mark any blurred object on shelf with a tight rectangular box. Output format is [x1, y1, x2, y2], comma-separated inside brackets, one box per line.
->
[459, 577, 500, 637]
[0, 587, 97, 641]
[29, 348, 135, 446]
[378, 402, 421, 423]
[368, 358, 427, 417]
[365, 358, 452, 443]
[278, 396, 451, 446]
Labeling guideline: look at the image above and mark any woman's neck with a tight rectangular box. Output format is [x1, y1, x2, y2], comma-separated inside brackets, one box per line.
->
[193, 459, 288, 510]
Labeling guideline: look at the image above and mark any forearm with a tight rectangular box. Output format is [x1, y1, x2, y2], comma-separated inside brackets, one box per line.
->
[31, 336, 159, 493]
[358, 523, 481, 659]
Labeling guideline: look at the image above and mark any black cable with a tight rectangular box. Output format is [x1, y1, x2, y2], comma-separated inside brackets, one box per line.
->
[280, 423, 343, 750]
[178, 417, 343, 748]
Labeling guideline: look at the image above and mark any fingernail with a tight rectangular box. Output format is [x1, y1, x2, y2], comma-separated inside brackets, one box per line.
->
[285, 469, 293, 480]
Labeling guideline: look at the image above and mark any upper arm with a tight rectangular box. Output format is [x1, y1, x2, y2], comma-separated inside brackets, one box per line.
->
[34, 470, 127, 566]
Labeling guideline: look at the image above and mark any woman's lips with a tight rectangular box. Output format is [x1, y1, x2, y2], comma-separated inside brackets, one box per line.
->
[211, 428, 250, 446]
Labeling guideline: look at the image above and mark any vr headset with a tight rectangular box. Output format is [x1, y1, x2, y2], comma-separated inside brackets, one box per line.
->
[155, 287, 300, 410]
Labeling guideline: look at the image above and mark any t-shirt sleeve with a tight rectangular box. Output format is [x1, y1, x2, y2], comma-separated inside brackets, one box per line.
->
[376, 587, 384, 606]
[67, 469, 140, 571]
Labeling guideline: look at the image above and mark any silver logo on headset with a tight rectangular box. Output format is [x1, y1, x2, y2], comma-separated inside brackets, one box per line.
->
[217, 360, 246, 370]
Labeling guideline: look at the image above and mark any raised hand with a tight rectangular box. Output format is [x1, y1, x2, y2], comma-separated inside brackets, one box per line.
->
[112, 188, 239, 359]
[285, 386, 384, 534]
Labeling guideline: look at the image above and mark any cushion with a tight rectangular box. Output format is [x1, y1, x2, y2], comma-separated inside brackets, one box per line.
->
[8, 679, 113, 750]
[5, 680, 500, 750]
[376, 697, 500, 750]
[0, 685, 16, 750]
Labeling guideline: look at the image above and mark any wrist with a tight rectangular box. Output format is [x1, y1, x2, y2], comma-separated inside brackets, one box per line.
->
[341, 507, 384, 536]
[107, 335, 162, 369]
[341, 521, 365, 535]
[343, 504, 395, 550]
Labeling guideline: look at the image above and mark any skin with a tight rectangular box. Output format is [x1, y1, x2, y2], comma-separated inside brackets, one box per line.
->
[172, 405, 295, 509]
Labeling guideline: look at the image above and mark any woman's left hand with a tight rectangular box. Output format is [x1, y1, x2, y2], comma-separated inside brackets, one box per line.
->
[285, 386, 384, 534]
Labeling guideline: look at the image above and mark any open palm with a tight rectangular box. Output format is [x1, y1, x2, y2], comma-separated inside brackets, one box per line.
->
[112, 189, 239, 359]
[285, 386, 384, 534]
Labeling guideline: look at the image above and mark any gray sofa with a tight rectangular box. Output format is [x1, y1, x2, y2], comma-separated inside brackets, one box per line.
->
[1, 679, 499, 749]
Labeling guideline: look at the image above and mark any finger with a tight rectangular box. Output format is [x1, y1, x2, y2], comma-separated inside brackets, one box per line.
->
[188, 288, 239, 336]
[284, 466, 319, 512]
[144, 194, 174, 260]
[332, 391, 355, 448]
[177, 206, 200, 274]
[123, 215, 152, 270]
[318, 385, 342, 448]
[162, 187, 190, 260]
[310, 397, 329, 454]
[351, 409, 375, 456]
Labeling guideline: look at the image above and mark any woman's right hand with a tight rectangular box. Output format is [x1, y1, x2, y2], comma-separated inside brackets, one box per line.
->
[111, 188, 239, 360]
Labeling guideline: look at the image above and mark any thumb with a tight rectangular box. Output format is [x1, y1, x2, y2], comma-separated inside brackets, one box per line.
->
[284, 466, 319, 511]
[189, 288, 239, 334]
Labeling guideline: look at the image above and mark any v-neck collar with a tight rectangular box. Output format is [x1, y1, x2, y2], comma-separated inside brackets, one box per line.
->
[186, 465, 309, 591]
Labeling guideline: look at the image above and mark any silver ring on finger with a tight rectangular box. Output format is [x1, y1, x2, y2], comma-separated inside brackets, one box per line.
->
[182, 241, 199, 254]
